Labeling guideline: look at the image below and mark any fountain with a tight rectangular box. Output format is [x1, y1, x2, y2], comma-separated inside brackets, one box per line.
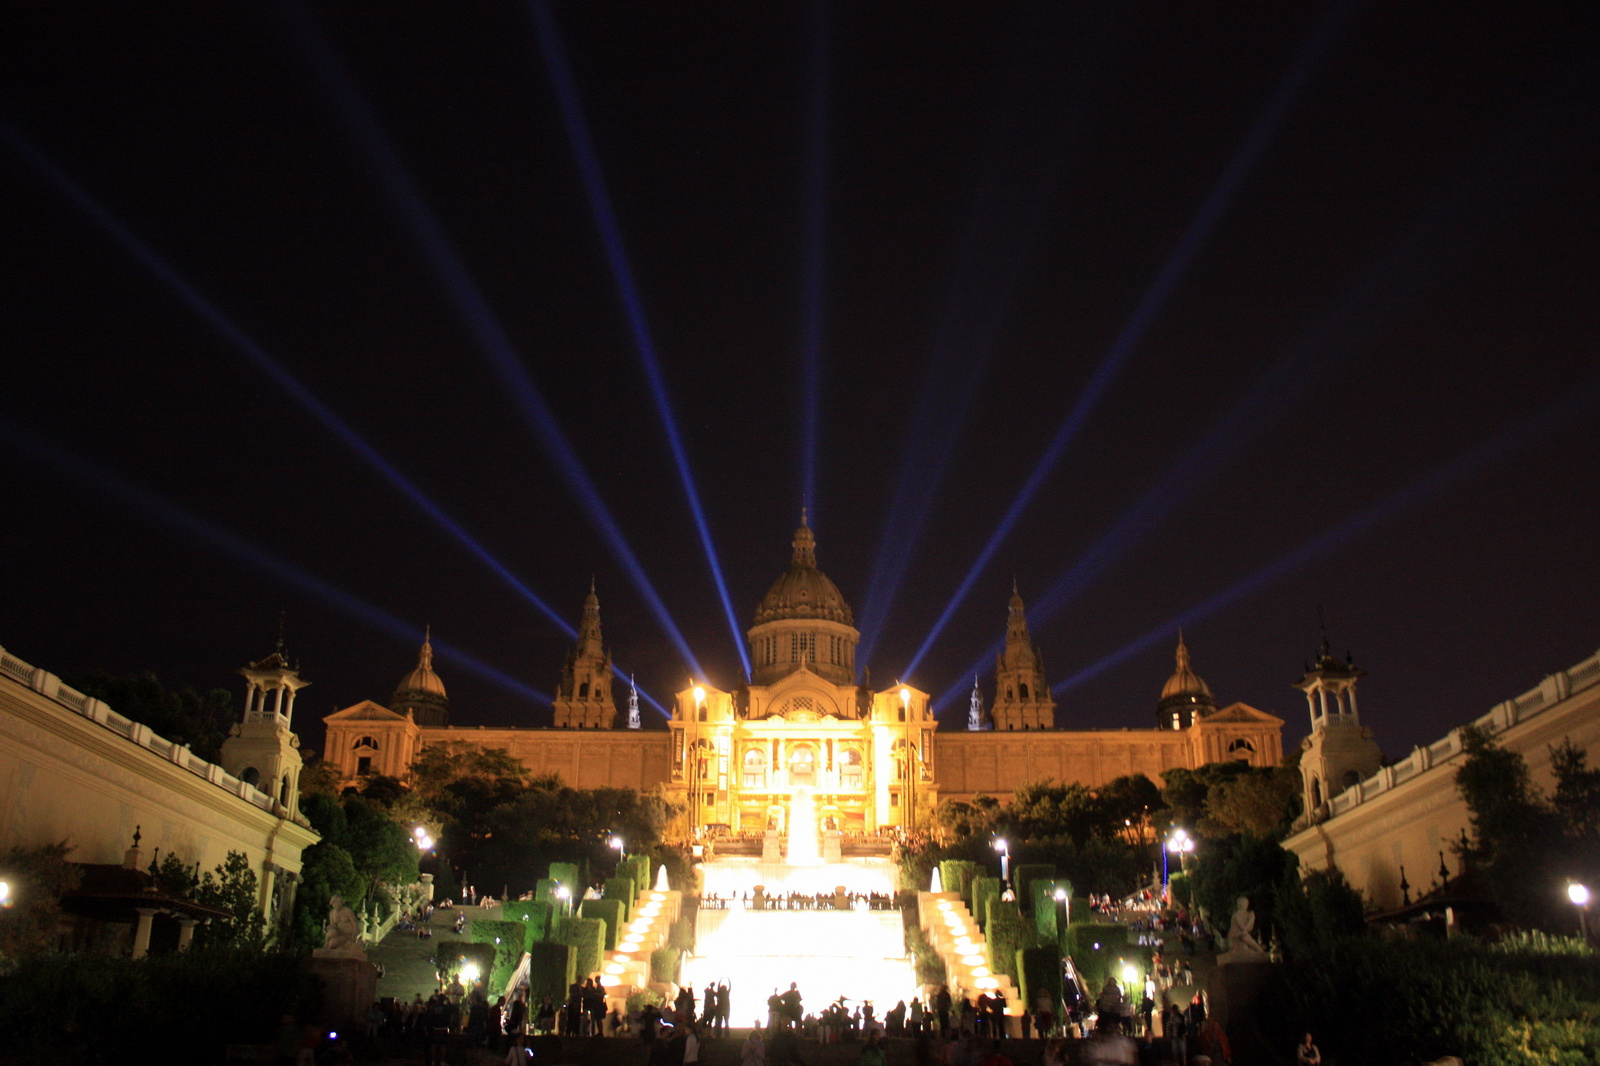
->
[655, 865, 670, 892]
[786, 786, 821, 865]
[930, 867, 942, 893]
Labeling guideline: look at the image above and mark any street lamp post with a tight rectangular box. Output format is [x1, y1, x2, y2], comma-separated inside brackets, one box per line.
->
[609, 836, 626, 860]
[1569, 882, 1591, 942]
[1165, 829, 1195, 889]
[993, 838, 1010, 886]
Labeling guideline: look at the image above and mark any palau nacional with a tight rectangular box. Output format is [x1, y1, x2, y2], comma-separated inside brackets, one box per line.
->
[322, 514, 1284, 837]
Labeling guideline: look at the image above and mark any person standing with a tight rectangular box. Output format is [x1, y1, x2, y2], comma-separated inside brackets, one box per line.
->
[717, 983, 732, 1035]
[858, 1030, 887, 1066]
[1296, 1033, 1321, 1066]
[935, 985, 952, 1038]
[909, 996, 924, 1035]
[684, 1022, 703, 1066]
[703, 984, 718, 1031]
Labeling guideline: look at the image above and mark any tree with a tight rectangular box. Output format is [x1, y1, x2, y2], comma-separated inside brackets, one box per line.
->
[1199, 767, 1301, 839]
[0, 842, 80, 958]
[68, 670, 235, 763]
[473, 781, 674, 895]
[194, 851, 266, 950]
[290, 842, 366, 951]
[297, 753, 345, 798]
[1160, 761, 1258, 833]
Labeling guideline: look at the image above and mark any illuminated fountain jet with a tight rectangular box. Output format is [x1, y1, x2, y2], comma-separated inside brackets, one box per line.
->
[787, 785, 821, 865]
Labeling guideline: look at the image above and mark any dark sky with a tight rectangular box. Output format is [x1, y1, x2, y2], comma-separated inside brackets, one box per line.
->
[2, 2, 1597, 765]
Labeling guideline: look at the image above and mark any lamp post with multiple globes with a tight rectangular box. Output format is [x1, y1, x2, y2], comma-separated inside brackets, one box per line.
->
[1569, 882, 1591, 942]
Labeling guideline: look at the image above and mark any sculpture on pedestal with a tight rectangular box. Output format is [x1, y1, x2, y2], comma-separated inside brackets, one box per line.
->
[1225, 895, 1266, 959]
[321, 894, 366, 958]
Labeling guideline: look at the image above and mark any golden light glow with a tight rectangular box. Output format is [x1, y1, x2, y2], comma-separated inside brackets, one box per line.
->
[936, 900, 952, 911]
[975, 977, 998, 990]
[900, 687, 911, 704]
[961, 954, 985, 966]
[953, 937, 973, 950]
[460, 962, 481, 984]
[693, 686, 706, 705]
[604, 963, 625, 975]
[970, 966, 990, 978]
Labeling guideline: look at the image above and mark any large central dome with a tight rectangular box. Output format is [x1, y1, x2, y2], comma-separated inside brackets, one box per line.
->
[753, 513, 854, 625]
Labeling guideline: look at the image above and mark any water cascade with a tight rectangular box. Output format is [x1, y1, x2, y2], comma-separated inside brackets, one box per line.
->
[786, 786, 821, 865]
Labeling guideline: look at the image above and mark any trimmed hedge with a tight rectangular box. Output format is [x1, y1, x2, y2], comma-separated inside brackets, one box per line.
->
[527, 941, 577, 1006]
[554, 916, 607, 979]
[548, 862, 581, 895]
[986, 899, 1026, 986]
[1066, 896, 1094, 926]
[604, 875, 636, 917]
[1031, 878, 1071, 943]
[621, 854, 651, 899]
[472, 918, 532, 993]
[535, 878, 573, 917]
[501, 899, 553, 941]
[1064, 923, 1130, 992]
[939, 860, 981, 907]
[1012, 864, 1054, 912]
[668, 916, 695, 951]
[971, 877, 1002, 936]
[650, 946, 682, 984]
[1018, 944, 1064, 1012]
[580, 899, 626, 951]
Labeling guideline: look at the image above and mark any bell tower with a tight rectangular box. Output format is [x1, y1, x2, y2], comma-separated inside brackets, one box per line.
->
[220, 641, 308, 812]
[990, 583, 1055, 730]
[1294, 626, 1381, 819]
[553, 579, 617, 728]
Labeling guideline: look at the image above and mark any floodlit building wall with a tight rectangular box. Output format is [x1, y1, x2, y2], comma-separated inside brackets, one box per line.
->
[0, 644, 318, 920]
[1283, 648, 1600, 910]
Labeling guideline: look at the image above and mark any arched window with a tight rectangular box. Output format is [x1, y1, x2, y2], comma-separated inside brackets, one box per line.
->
[1019, 683, 1029, 699]
[1341, 769, 1362, 790]
[353, 735, 379, 751]
[789, 746, 816, 784]
[279, 776, 291, 806]
[1227, 738, 1255, 759]
[1007, 688, 1014, 700]
[578, 681, 589, 699]
[1311, 777, 1323, 808]
[838, 748, 863, 789]
[743, 748, 767, 789]
[240, 767, 260, 786]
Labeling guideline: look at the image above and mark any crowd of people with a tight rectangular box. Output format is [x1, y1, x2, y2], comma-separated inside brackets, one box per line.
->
[699, 890, 898, 910]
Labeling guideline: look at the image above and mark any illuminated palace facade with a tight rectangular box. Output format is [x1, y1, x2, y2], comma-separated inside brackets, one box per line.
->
[322, 517, 1283, 835]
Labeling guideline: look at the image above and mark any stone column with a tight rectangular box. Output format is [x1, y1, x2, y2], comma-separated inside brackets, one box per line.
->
[177, 918, 198, 951]
[132, 907, 159, 959]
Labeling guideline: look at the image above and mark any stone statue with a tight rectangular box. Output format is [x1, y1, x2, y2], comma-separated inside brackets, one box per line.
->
[1226, 895, 1266, 958]
[321, 894, 366, 957]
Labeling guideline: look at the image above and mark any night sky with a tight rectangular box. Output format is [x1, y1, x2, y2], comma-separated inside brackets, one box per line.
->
[2, 3, 1597, 765]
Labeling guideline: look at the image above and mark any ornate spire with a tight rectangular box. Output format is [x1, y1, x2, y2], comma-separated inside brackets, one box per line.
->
[791, 508, 816, 568]
[627, 675, 641, 729]
[968, 676, 984, 731]
[418, 625, 434, 672]
[577, 580, 604, 656]
[1175, 629, 1191, 672]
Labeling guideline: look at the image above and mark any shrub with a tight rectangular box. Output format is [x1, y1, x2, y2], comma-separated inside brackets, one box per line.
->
[548, 862, 582, 896]
[535, 878, 573, 917]
[1167, 871, 1192, 909]
[626, 988, 666, 1013]
[554, 916, 606, 979]
[1268, 934, 1600, 1065]
[668, 916, 695, 951]
[1012, 864, 1055, 912]
[0, 949, 312, 1060]
[1018, 944, 1063, 1012]
[580, 899, 626, 951]
[905, 918, 947, 987]
[622, 854, 652, 899]
[526, 941, 576, 1005]
[604, 875, 636, 918]
[501, 900, 554, 942]
[986, 900, 1026, 985]
[1067, 896, 1094, 925]
[650, 946, 681, 984]
[1031, 878, 1071, 943]
[472, 919, 532, 993]
[939, 861, 981, 907]
[971, 877, 1002, 935]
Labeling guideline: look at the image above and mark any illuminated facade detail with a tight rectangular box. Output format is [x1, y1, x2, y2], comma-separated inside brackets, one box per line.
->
[1292, 633, 1380, 816]
[989, 583, 1054, 731]
[553, 580, 617, 729]
[221, 644, 309, 810]
[627, 676, 641, 729]
[390, 627, 450, 726]
[1157, 633, 1217, 730]
[669, 516, 937, 834]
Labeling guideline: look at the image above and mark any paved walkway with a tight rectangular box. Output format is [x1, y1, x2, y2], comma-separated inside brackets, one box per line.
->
[370, 904, 500, 1004]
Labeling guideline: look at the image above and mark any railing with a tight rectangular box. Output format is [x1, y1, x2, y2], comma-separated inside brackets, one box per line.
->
[0, 643, 299, 821]
[1321, 646, 1600, 819]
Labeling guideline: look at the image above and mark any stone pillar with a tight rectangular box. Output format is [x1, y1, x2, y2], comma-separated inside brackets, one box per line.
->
[177, 918, 198, 951]
[132, 907, 159, 959]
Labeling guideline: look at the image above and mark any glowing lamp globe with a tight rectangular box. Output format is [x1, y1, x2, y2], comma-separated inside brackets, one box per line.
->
[460, 963, 481, 985]
[1570, 883, 1591, 907]
[1121, 965, 1138, 984]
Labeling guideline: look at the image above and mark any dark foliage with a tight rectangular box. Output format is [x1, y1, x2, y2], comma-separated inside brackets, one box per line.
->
[67, 670, 234, 764]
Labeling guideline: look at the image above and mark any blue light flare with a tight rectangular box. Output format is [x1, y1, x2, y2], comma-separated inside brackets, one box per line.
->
[528, 0, 750, 680]
[0, 121, 577, 641]
[0, 415, 551, 705]
[854, 3, 1118, 673]
[903, 0, 1357, 680]
[798, 0, 830, 524]
[1053, 375, 1600, 696]
[283, 4, 707, 678]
